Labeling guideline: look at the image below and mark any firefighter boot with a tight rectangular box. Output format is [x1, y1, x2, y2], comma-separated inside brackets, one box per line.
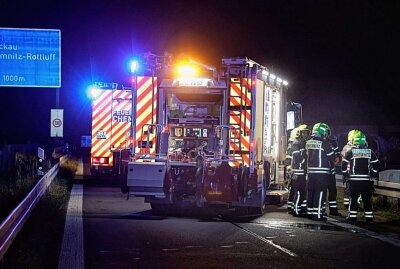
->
[329, 208, 341, 216]
[345, 217, 357, 222]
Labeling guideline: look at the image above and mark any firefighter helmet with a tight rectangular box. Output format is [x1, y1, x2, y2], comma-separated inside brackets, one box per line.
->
[289, 127, 298, 142]
[326, 124, 332, 137]
[352, 130, 367, 146]
[312, 122, 330, 138]
[296, 124, 310, 140]
[347, 129, 358, 144]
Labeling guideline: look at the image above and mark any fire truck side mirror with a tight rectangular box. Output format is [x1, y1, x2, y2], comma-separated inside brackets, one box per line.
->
[159, 132, 169, 156]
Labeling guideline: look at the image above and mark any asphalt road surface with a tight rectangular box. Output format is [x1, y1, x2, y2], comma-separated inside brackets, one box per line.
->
[81, 178, 399, 269]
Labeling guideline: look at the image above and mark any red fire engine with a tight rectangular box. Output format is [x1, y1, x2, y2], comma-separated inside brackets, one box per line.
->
[90, 54, 302, 215]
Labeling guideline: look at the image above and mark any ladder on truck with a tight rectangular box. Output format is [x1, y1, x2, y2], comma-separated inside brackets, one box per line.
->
[223, 57, 254, 170]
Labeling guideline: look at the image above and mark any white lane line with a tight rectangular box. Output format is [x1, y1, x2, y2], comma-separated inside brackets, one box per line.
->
[237, 225, 297, 257]
[327, 217, 400, 248]
[58, 184, 84, 269]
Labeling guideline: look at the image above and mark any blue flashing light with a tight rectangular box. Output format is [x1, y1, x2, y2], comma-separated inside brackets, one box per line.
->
[88, 85, 101, 99]
[128, 58, 140, 74]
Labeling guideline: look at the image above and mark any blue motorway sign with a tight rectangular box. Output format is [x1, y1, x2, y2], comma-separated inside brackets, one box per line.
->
[0, 28, 61, 88]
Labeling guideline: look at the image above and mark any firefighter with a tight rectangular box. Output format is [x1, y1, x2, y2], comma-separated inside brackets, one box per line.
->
[304, 122, 335, 221]
[341, 130, 379, 222]
[290, 124, 310, 217]
[326, 126, 341, 216]
[340, 129, 358, 210]
[285, 127, 298, 213]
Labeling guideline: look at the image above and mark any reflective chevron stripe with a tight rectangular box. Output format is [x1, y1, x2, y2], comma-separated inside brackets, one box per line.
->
[91, 90, 113, 166]
[135, 76, 158, 155]
[110, 90, 132, 151]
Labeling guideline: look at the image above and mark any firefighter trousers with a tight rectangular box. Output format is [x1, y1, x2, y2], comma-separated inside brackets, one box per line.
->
[307, 173, 328, 220]
[327, 173, 338, 214]
[291, 175, 307, 216]
[348, 180, 374, 220]
[343, 181, 350, 209]
[287, 179, 295, 212]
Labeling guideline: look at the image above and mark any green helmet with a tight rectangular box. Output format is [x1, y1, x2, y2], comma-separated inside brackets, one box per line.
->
[352, 130, 367, 146]
[326, 125, 332, 137]
[312, 122, 330, 138]
[296, 124, 310, 140]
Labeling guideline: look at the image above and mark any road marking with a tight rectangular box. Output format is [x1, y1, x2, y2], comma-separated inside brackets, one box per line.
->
[58, 184, 84, 269]
[234, 224, 297, 257]
[327, 217, 400, 247]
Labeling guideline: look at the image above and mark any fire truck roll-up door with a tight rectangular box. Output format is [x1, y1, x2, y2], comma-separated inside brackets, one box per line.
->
[227, 77, 252, 169]
[91, 87, 132, 175]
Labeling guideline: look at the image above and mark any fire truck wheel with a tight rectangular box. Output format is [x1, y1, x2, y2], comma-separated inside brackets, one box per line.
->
[239, 167, 249, 197]
[151, 203, 173, 216]
[247, 204, 266, 216]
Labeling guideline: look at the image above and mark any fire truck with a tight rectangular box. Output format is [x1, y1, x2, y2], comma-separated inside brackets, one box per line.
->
[91, 54, 302, 215]
[120, 54, 303, 215]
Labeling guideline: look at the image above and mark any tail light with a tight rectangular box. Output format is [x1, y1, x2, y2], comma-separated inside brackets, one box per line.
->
[92, 157, 109, 165]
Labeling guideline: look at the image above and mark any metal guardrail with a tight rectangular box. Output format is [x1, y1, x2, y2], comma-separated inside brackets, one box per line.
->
[0, 156, 68, 260]
[373, 180, 400, 199]
[336, 174, 400, 199]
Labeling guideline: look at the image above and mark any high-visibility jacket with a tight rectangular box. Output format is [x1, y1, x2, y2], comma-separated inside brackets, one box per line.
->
[291, 138, 307, 176]
[341, 145, 379, 180]
[305, 135, 335, 174]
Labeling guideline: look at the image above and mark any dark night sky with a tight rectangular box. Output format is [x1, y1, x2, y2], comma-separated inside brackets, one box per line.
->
[0, 0, 399, 147]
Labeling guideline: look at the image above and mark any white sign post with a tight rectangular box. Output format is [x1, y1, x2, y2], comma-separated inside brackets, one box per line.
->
[51, 109, 63, 137]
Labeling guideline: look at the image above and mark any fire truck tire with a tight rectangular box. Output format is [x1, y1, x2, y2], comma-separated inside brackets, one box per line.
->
[151, 203, 174, 215]
[247, 204, 266, 216]
[239, 166, 249, 197]
[235, 205, 265, 216]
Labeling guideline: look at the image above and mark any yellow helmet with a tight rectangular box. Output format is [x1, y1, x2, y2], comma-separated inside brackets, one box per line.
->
[347, 129, 357, 144]
[289, 127, 298, 142]
[296, 124, 310, 140]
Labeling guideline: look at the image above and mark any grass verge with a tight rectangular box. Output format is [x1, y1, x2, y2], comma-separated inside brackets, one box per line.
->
[0, 174, 38, 222]
[1, 158, 77, 269]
